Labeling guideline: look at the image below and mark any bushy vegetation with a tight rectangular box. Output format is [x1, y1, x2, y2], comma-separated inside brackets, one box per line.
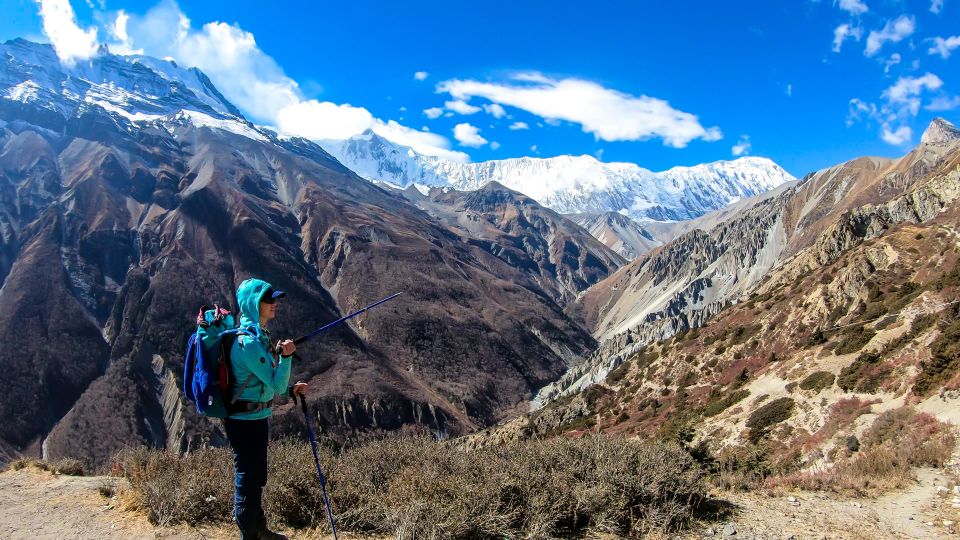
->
[701, 389, 750, 417]
[9, 457, 85, 476]
[837, 351, 890, 393]
[745, 398, 795, 443]
[913, 319, 960, 396]
[112, 434, 708, 538]
[771, 408, 954, 494]
[798, 371, 835, 392]
[832, 326, 877, 355]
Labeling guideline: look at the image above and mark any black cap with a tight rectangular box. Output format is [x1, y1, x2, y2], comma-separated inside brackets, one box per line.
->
[261, 287, 287, 301]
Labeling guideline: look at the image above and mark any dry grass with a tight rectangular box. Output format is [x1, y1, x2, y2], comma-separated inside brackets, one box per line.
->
[111, 434, 707, 538]
[7, 457, 85, 476]
[768, 407, 955, 495]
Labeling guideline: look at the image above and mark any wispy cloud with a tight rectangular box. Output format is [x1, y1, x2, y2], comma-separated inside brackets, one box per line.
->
[864, 15, 915, 57]
[836, 0, 868, 15]
[931, 0, 945, 14]
[414, 71, 429, 81]
[453, 123, 488, 147]
[928, 36, 960, 59]
[423, 107, 444, 119]
[731, 135, 752, 156]
[508, 121, 529, 130]
[832, 23, 863, 53]
[438, 72, 722, 148]
[445, 99, 481, 115]
[848, 72, 945, 146]
[34, 0, 99, 65]
[483, 103, 507, 118]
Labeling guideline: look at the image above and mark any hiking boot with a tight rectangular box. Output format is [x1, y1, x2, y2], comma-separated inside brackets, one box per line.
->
[256, 522, 288, 540]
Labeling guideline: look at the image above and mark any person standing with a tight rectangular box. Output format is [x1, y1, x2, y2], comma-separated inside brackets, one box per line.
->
[226, 277, 307, 540]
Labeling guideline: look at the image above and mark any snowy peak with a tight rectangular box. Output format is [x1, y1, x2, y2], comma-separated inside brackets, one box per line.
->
[1, 38, 244, 123]
[322, 131, 796, 223]
[921, 117, 960, 145]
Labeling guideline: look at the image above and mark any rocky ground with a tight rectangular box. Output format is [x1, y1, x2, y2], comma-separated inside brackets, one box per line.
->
[2, 462, 960, 539]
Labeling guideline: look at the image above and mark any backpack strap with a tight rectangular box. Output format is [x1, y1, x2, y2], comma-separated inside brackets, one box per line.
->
[227, 327, 257, 406]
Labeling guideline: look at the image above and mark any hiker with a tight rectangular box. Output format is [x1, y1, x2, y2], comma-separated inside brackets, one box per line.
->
[226, 277, 307, 540]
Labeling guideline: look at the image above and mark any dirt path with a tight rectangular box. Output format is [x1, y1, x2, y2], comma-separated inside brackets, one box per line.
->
[699, 468, 960, 539]
[0, 466, 235, 539]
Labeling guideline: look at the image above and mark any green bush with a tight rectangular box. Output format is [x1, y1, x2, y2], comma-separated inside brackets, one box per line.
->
[746, 398, 795, 443]
[833, 326, 876, 355]
[799, 371, 835, 392]
[702, 389, 750, 417]
[838, 351, 890, 393]
[913, 319, 960, 396]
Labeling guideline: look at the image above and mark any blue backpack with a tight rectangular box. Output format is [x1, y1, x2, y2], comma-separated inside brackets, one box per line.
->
[183, 305, 252, 418]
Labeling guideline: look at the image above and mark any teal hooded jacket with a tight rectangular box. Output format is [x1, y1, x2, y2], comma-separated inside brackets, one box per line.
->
[228, 278, 292, 420]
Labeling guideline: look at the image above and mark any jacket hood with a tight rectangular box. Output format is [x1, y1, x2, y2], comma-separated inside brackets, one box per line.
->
[236, 277, 273, 334]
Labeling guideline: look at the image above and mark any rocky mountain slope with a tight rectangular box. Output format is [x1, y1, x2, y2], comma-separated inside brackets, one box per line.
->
[397, 183, 625, 307]
[481, 118, 960, 480]
[565, 211, 663, 260]
[0, 39, 598, 467]
[322, 129, 795, 222]
[536, 120, 960, 405]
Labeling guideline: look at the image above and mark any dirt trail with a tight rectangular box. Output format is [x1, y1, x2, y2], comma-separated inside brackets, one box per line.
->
[700, 468, 960, 539]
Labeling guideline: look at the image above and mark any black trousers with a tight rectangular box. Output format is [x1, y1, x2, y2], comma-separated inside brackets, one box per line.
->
[224, 417, 269, 534]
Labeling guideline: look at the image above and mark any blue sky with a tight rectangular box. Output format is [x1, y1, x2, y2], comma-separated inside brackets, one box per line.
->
[3, 0, 959, 177]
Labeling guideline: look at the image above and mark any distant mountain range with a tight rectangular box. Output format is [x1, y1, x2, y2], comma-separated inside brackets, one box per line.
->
[321, 130, 795, 222]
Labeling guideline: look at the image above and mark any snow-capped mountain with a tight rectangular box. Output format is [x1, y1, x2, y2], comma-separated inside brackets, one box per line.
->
[0, 38, 269, 139]
[321, 130, 796, 222]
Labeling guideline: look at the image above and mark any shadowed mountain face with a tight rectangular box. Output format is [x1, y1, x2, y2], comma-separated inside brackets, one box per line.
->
[398, 183, 626, 307]
[0, 40, 596, 466]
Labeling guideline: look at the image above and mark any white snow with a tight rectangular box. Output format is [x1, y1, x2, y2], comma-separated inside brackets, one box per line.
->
[175, 110, 268, 142]
[321, 130, 796, 222]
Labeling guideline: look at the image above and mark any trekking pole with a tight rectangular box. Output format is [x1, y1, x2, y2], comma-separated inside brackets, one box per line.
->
[292, 292, 402, 345]
[297, 393, 339, 540]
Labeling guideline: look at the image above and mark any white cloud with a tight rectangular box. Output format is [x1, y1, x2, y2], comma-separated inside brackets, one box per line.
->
[864, 15, 915, 57]
[926, 95, 960, 111]
[414, 71, 429, 81]
[453, 123, 487, 147]
[731, 135, 752, 156]
[97, 1, 462, 161]
[836, 0, 868, 15]
[785, 84, 793, 97]
[928, 36, 960, 59]
[508, 121, 529, 130]
[883, 53, 901, 75]
[483, 103, 507, 118]
[530, 144, 539, 154]
[423, 107, 444, 119]
[848, 73, 946, 146]
[445, 99, 481, 115]
[833, 23, 863, 53]
[490, 141, 501, 150]
[931, 0, 945, 13]
[34, 0, 100, 65]
[881, 125, 912, 144]
[438, 73, 722, 148]
[882, 72, 943, 114]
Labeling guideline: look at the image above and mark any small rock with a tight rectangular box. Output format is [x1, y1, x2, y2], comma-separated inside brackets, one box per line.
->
[722, 523, 738, 537]
[927, 521, 935, 526]
[787, 496, 798, 503]
[955, 485, 960, 495]
[938, 486, 949, 494]
[944, 520, 955, 527]
[703, 526, 716, 537]
[790, 501, 800, 507]
[909, 516, 915, 520]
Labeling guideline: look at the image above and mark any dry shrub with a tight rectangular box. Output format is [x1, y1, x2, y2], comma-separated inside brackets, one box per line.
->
[769, 407, 954, 495]
[111, 434, 707, 538]
[110, 445, 234, 527]
[49, 458, 85, 476]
